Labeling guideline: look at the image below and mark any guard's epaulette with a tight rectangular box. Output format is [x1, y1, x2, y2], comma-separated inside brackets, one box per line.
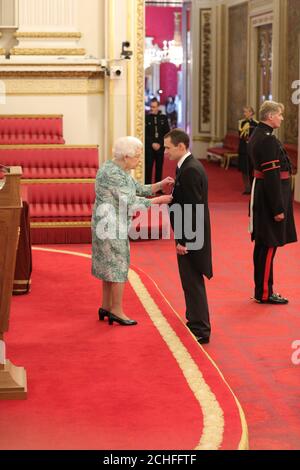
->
[239, 121, 250, 138]
[238, 119, 249, 131]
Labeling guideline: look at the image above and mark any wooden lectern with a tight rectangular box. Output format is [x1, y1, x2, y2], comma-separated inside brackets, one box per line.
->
[0, 166, 27, 399]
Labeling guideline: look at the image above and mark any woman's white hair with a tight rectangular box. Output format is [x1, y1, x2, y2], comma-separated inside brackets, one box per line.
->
[113, 136, 143, 160]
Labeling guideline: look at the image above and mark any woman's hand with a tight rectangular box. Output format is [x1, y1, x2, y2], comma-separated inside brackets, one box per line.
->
[152, 177, 174, 195]
[152, 143, 161, 151]
[160, 176, 175, 193]
[274, 212, 285, 222]
[151, 195, 173, 204]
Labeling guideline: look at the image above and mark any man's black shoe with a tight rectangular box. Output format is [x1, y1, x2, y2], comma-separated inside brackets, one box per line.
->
[195, 336, 210, 344]
[254, 293, 289, 304]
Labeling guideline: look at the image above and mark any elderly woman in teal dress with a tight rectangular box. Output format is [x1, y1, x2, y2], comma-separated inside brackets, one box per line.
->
[92, 136, 174, 326]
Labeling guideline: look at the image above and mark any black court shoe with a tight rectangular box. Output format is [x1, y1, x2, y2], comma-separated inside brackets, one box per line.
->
[98, 308, 110, 321]
[108, 312, 137, 326]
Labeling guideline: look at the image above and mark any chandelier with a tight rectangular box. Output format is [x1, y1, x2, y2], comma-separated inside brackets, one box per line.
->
[161, 38, 183, 68]
[144, 37, 162, 69]
[144, 12, 183, 69]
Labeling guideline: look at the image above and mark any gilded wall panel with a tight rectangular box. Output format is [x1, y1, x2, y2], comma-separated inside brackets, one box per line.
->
[227, 2, 248, 133]
[285, 0, 300, 144]
[198, 9, 212, 134]
[3, 77, 104, 95]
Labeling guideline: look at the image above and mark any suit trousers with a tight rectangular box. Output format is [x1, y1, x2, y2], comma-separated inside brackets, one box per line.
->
[177, 253, 211, 338]
[145, 147, 164, 184]
[253, 242, 277, 301]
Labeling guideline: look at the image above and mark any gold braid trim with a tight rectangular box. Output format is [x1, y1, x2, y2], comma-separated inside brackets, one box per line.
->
[239, 121, 250, 139]
[30, 221, 91, 228]
[21, 179, 95, 184]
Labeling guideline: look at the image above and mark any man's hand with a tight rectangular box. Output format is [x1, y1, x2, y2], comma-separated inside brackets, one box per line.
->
[176, 243, 188, 256]
[160, 176, 175, 193]
[152, 143, 161, 151]
[274, 212, 285, 222]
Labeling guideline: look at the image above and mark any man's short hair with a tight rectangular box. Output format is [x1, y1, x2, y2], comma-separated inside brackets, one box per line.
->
[259, 100, 284, 121]
[150, 98, 159, 105]
[164, 128, 190, 149]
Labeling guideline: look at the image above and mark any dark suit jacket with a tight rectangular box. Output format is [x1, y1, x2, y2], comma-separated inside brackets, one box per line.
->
[169, 154, 213, 279]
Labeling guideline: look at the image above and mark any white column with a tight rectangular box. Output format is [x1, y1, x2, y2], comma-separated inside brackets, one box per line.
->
[0, 0, 16, 27]
[102, 0, 145, 182]
[0, 340, 5, 365]
[11, 0, 85, 56]
[18, 0, 76, 32]
[103, 0, 132, 159]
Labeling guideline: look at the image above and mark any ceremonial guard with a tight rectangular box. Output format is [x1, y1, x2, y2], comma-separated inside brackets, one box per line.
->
[145, 98, 170, 184]
[238, 106, 258, 194]
[248, 101, 297, 304]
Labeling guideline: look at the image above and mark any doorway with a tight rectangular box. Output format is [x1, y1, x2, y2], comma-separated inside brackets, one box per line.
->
[144, 1, 192, 132]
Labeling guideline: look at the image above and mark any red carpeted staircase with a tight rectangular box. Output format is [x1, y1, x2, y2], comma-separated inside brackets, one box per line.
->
[0, 115, 98, 244]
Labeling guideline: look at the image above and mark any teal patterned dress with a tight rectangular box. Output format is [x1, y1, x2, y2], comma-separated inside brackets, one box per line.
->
[91, 160, 152, 282]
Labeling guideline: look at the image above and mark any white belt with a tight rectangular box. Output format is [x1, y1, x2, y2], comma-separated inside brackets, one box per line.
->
[248, 178, 256, 234]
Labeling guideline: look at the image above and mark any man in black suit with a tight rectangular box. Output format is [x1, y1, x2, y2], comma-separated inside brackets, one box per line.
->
[164, 129, 213, 344]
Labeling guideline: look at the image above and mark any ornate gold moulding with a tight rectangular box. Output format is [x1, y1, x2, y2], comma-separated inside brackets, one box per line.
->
[10, 48, 86, 56]
[14, 32, 82, 39]
[0, 70, 104, 78]
[1, 76, 104, 95]
[193, 135, 212, 142]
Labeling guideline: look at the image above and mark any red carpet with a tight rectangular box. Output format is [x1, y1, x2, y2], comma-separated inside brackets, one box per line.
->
[129, 219, 300, 450]
[2, 159, 299, 450]
[1, 248, 246, 450]
[134, 159, 300, 450]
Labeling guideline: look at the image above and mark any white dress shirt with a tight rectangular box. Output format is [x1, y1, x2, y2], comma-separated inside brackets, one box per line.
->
[177, 152, 192, 170]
